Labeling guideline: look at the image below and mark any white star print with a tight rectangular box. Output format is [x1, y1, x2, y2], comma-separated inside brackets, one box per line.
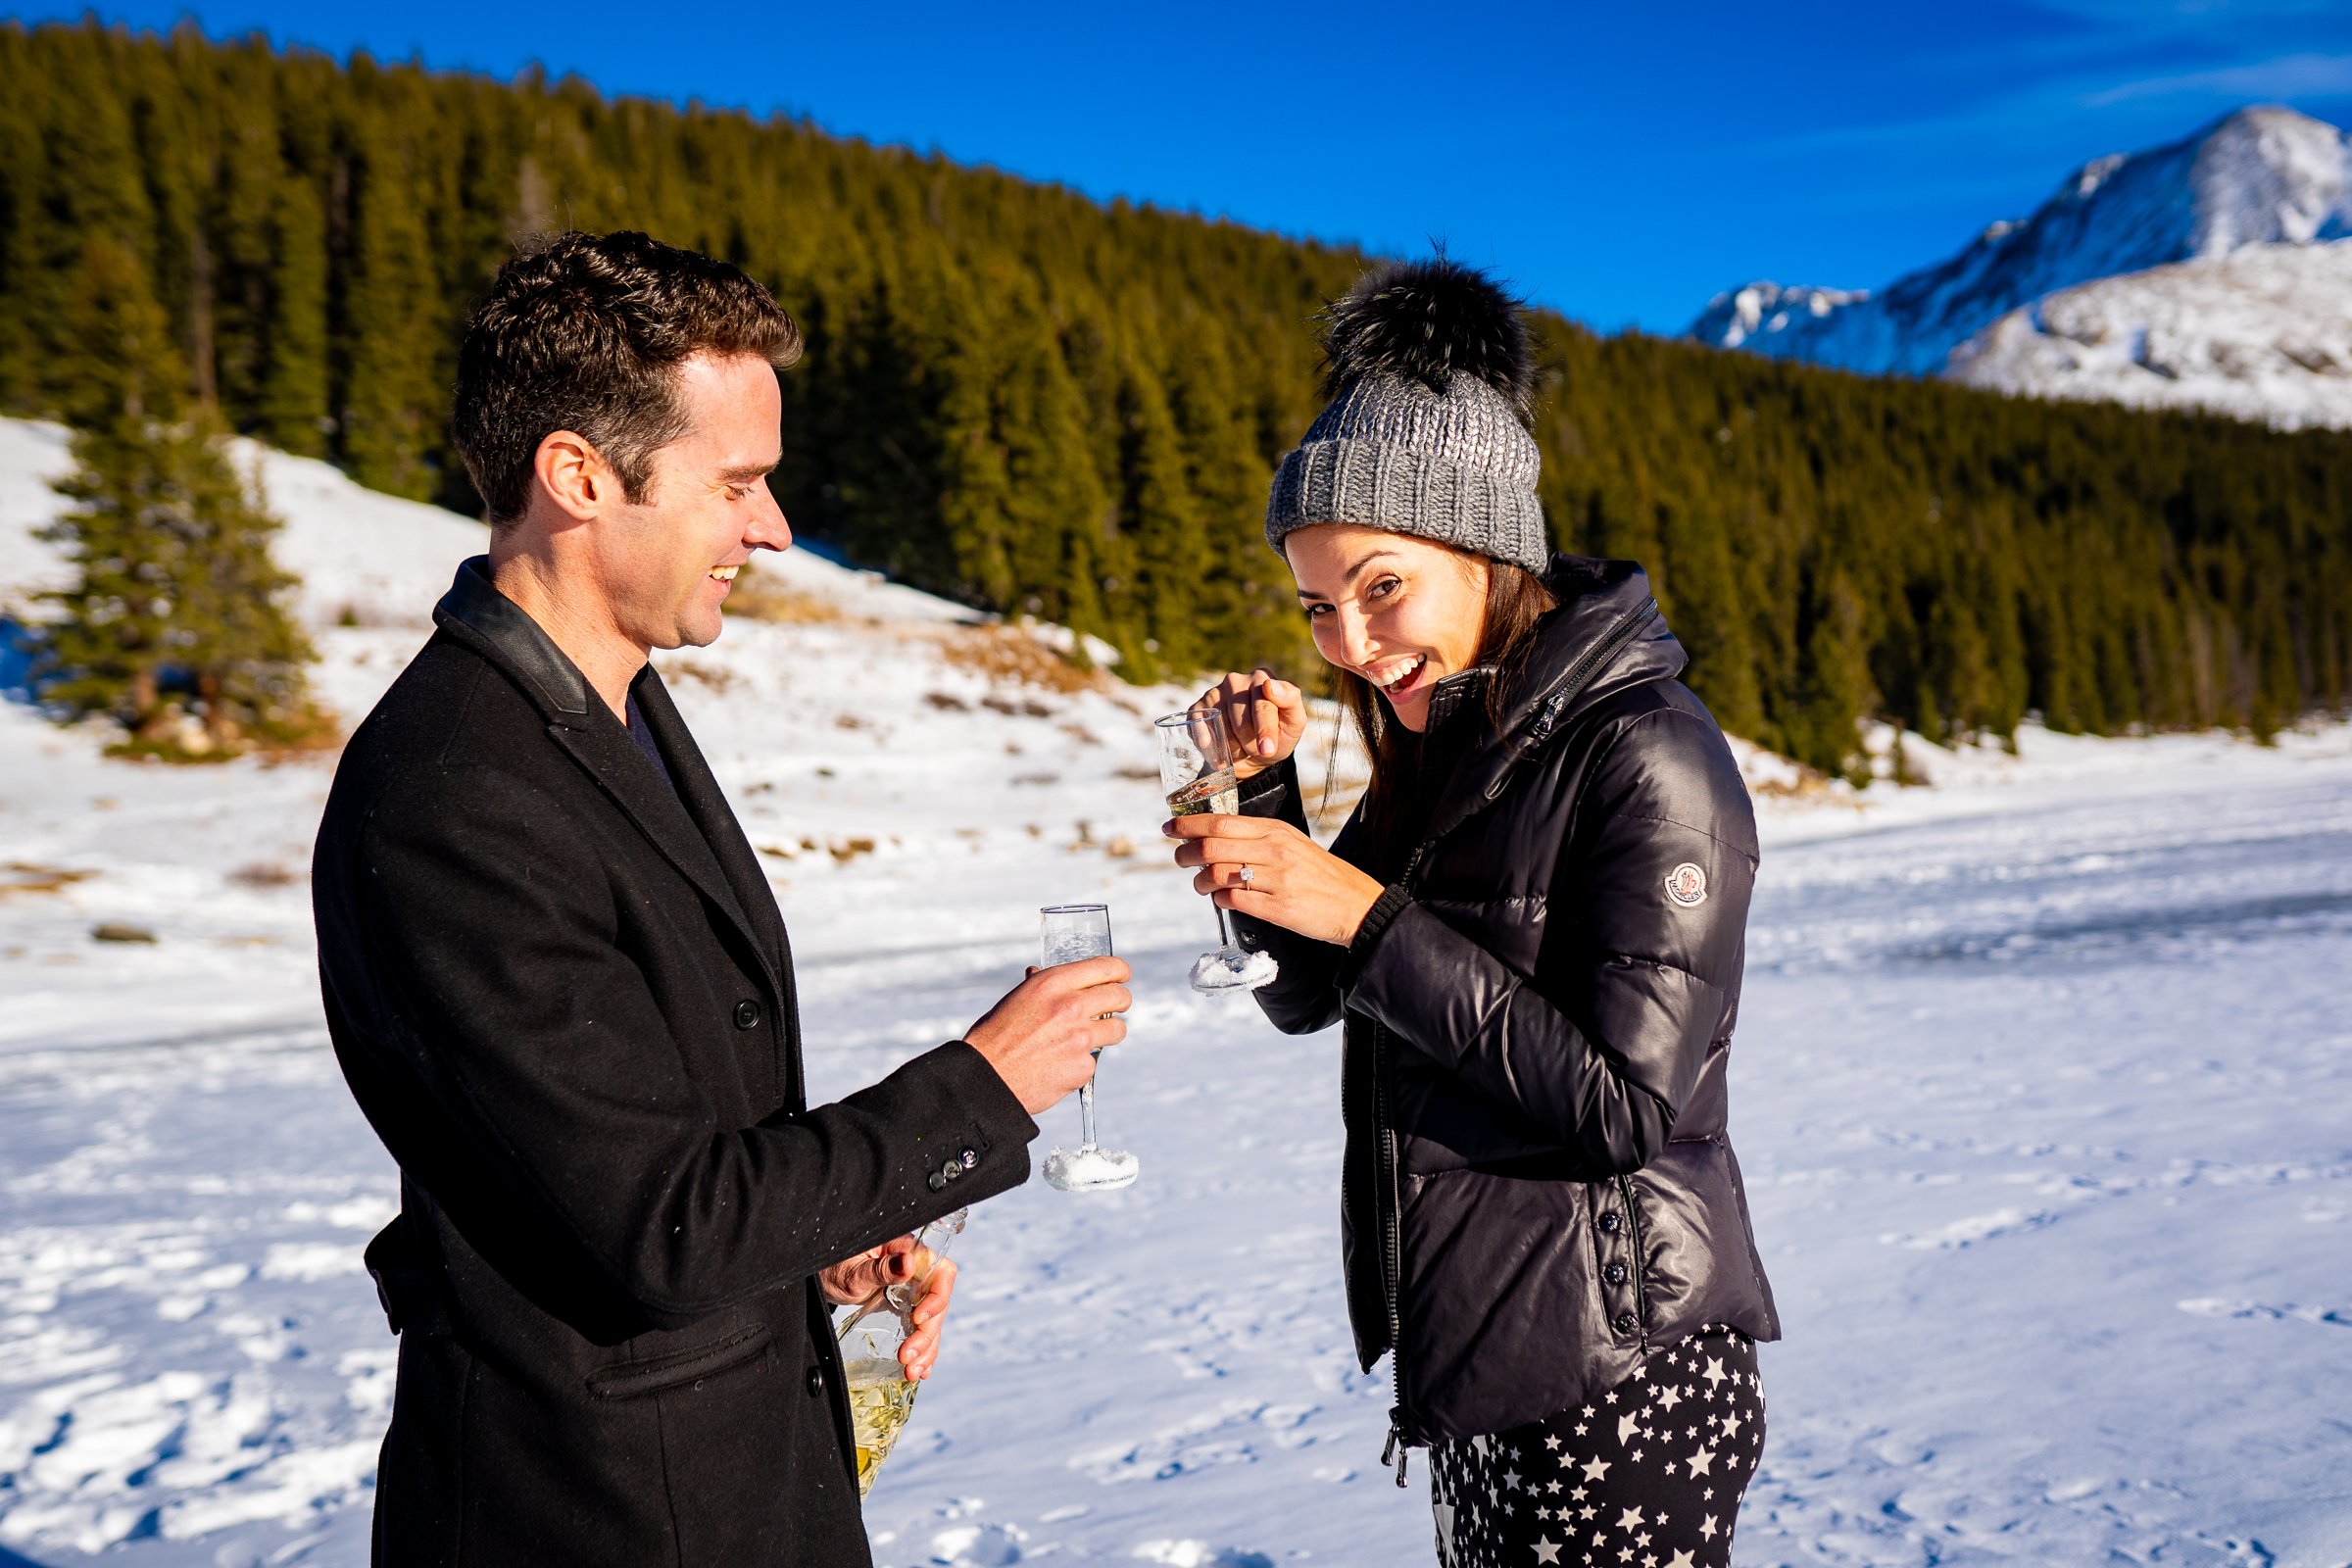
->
[1617, 1413, 1643, 1445]
[1657, 1385, 1684, 1411]
[1615, 1507, 1644, 1531]
[1534, 1539, 1562, 1565]
[1698, 1515, 1718, 1541]
[1580, 1457, 1612, 1482]
[1702, 1357, 1726, 1388]
[1687, 1446, 1716, 1478]
[1544, 1435, 1562, 1451]
[1667, 1552, 1696, 1568]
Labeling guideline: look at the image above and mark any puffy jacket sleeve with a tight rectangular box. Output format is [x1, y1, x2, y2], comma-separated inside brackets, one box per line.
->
[1227, 757, 1363, 1035]
[336, 762, 1037, 1330]
[1342, 707, 1757, 1174]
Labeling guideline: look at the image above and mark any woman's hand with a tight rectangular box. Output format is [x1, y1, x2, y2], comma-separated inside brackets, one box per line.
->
[819, 1240, 958, 1380]
[1194, 669, 1308, 780]
[1166, 811, 1384, 947]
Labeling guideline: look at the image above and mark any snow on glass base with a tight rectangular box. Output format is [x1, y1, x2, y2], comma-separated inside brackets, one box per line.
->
[1042, 1145, 1139, 1192]
[1190, 948, 1278, 994]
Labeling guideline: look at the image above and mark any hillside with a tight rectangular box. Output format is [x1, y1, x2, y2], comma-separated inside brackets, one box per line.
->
[3, 22, 2351, 777]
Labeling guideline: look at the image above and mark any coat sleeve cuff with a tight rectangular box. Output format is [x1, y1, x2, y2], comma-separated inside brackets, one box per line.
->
[1238, 757, 1310, 832]
[1336, 883, 1414, 994]
[905, 1039, 1041, 1202]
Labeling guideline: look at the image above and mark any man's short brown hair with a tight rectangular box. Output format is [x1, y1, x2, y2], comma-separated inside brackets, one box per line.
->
[451, 230, 802, 525]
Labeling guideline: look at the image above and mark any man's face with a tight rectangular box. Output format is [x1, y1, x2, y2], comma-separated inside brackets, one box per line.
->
[595, 351, 789, 652]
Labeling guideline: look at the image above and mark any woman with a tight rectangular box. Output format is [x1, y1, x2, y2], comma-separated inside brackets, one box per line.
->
[1166, 259, 1779, 1568]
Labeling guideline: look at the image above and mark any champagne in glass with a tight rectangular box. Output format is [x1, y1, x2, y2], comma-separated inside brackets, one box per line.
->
[1038, 904, 1139, 1193]
[838, 1205, 967, 1498]
[1155, 707, 1278, 993]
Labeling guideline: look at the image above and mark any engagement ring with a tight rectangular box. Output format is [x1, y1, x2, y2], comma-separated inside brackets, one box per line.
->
[1239, 864, 1254, 886]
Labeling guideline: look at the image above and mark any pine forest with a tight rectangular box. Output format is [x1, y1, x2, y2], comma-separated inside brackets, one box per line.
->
[3, 20, 2348, 774]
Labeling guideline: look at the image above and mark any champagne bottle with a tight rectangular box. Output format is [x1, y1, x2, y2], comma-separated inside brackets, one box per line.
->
[836, 1207, 966, 1498]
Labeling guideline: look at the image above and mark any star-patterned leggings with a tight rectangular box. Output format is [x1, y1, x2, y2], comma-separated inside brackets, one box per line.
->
[1426, 1326, 1764, 1568]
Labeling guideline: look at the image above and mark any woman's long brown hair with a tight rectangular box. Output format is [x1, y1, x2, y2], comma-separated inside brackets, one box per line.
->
[1333, 555, 1557, 868]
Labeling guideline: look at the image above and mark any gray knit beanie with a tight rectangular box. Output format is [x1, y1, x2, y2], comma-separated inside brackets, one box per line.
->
[1266, 258, 1548, 573]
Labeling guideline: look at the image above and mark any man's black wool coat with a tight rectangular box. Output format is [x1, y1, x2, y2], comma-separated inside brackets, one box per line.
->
[312, 559, 1037, 1565]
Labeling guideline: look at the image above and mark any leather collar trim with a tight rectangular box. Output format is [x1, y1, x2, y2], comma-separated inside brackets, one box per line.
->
[432, 557, 593, 718]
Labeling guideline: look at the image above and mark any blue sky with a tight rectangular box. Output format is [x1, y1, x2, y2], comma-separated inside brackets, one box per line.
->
[15, 0, 2352, 331]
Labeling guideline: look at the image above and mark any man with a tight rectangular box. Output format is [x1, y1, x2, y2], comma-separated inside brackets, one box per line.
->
[312, 230, 1126, 1564]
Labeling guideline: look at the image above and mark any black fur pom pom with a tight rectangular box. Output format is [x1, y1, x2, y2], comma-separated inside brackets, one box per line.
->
[1319, 257, 1534, 418]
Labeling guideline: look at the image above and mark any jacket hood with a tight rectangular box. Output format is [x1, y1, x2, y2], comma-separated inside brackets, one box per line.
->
[1418, 555, 1680, 845]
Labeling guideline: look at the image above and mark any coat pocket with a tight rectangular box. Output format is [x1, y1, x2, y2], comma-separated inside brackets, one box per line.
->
[585, 1323, 773, 1400]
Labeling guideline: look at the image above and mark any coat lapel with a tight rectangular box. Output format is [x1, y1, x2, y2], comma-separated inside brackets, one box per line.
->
[544, 703, 781, 994]
[428, 558, 782, 995]
[627, 665, 790, 979]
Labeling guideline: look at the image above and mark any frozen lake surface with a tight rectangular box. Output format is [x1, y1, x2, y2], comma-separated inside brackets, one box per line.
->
[1, 416, 2346, 1567]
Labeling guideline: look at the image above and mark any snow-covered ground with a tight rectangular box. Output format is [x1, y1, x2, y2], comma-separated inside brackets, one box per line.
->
[2, 417, 2348, 1567]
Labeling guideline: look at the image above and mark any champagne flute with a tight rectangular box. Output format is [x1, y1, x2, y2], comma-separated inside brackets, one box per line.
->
[838, 1205, 966, 1498]
[1038, 904, 1139, 1192]
[1155, 706, 1278, 994]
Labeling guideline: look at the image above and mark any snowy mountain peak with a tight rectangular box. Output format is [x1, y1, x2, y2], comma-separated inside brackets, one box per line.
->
[2185, 105, 2350, 252]
[1687, 281, 1872, 352]
[1687, 104, 2352, 428]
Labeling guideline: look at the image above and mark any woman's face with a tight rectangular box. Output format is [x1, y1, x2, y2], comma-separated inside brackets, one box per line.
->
[1286, 523, 1490, 733]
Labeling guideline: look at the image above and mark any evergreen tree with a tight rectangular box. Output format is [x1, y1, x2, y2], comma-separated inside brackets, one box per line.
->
[1, 17, 2348, 760]
[34, 234, 316, 756]
[259, 174, 331, 455]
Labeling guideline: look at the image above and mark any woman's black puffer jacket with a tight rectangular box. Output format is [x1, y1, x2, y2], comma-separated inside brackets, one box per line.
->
[1232, 556, 1780, 1458]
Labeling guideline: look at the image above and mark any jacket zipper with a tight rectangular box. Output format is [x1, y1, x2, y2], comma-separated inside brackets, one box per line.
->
[1369, 595, 1658, 1485]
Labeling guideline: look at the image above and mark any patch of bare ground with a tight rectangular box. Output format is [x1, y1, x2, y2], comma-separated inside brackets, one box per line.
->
[663, 659, 739, 693]
[0, 861, 95, 898]
[933, 623, 1102, 695]
[722, 562, 848, 624]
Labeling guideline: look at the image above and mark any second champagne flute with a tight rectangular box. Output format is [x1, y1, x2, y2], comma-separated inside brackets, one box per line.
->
[1038, 904, 1138, 1193]
[1155, 706, 1278, 994]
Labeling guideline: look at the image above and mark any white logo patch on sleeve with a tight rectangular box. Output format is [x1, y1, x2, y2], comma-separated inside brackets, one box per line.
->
[1665, 862, 1708, 907]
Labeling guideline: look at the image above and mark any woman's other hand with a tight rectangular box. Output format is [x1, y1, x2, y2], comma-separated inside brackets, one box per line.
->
[1196, 669, 1308, 779]
[1166, 812, 1383, 947]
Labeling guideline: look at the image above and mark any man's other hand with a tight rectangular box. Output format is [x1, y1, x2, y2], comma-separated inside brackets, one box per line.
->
[818, 1238, 957, 1380]
[964, 956, 1130, 1115]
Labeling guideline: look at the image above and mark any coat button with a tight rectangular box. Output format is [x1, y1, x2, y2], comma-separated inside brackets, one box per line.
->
[959, 1149, 979, 1169]
[940, 1157, 963, 1183]
[1613, 1311, 1640, 1335]
[926, 1171, 947, 1192]
[733, 1000, 762, 1030]
[1604, 1261, 1629, 1285]
[806, 1366, 824, 1396]
[1598, 1210, 1622, 1234]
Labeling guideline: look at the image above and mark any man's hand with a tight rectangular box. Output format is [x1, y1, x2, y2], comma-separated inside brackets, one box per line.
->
[1166, 811, 1384, 947]
[964, 956, 1130, 1115]
[819, 1237, 958, 1380]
